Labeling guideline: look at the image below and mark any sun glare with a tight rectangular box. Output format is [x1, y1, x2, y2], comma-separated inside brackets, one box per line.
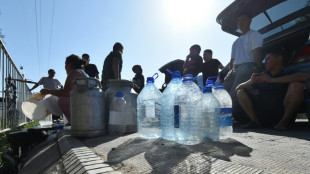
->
[164, 0, 212, 30]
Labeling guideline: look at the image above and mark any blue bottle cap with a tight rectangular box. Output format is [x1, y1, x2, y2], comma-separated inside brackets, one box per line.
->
[213, 83, 224, 89]
[205, 80, 214, 87]
[203, 86, 212, 93]
[172, 71, 181, 78]
[115, 92, 123, 97]
[146, 77, 154, 83]
[183, 74, 194, 82]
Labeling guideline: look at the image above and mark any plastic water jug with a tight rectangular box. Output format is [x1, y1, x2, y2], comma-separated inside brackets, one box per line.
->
[109, 92, 127, 135]
[174, 74, 203, 145]
[39, 114, 53, 127]
[161, 71, 182, 141]
[212, 83, 233, 139]
[201, 86, 220, 141]
[105, 80, 138, 133]
[137, 73, 162, 138]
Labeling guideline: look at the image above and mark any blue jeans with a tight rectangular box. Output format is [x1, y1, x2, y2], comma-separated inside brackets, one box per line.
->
[223, 62, 257, 99]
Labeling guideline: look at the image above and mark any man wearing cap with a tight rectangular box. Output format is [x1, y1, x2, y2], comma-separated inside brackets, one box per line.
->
[82, 53, 99, 79]
[30, 69, 63, 122]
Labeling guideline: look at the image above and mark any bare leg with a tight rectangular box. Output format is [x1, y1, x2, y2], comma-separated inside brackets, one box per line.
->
[274, 82, 304, 130]
[237, 89, 262, 127]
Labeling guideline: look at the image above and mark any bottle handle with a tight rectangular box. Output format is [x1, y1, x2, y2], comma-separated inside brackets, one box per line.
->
[152, 73, 159, 80]
[166, 69, 173, 75]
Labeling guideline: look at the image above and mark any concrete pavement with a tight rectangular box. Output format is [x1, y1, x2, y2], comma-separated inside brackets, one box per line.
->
[20, 120, 310, 174]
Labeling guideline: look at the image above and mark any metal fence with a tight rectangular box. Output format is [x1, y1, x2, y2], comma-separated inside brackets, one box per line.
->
[0, 39, 32, 131]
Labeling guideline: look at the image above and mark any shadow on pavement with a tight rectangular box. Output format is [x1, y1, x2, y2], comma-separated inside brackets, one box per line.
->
[106, 137, 252, 173]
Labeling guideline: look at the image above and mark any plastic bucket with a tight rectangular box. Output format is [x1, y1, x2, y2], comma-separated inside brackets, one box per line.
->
[22, 93, 50, 121]
[43, 94, 63, 116]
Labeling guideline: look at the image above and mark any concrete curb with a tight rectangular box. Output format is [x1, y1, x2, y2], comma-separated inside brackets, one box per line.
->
[57, 127, 122, 174]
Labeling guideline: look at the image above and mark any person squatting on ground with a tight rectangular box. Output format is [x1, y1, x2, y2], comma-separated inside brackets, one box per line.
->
[30, 69, 63, 122]
[236, 49, 309, 131]
[101, 42, 124, 91]
[82, 53, 99, 79]
[201, 49, 224, 86]
[183, 44, 203, 77]
[40, 54, 88, 124]
[132, 65, 145, 94]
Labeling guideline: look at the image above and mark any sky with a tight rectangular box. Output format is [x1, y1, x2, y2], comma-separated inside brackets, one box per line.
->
[0, 0, 236, 92]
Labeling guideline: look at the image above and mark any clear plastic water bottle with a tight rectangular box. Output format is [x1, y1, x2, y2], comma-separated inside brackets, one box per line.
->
[161, 71, 182, 141]
[109, 92, 127, 135]
[201, 86, 221, 142]
[212, 83, 233, 139]
[137, 73, 162, 138]
[174, 74, 203, 145]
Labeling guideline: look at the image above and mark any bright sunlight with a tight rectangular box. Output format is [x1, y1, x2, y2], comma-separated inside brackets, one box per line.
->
[163, 0, 213, 30]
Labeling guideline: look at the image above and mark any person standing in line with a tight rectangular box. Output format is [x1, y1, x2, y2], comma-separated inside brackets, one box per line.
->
[223, 11, 264, 122]
[201, 49, 224, 85]
[183, 44, 203, 77]
[30, 69, 63, 122]
[101, 42, 124, 91]
[132, 65, 145, 94]
[82, 53, 99, 79]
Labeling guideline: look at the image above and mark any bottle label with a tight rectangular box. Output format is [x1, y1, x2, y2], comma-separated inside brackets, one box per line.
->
[220, 108, 232, 127]
[109, 111, 123, 124]
[145, 102, 155, 118]
[174, 105, 180, 128]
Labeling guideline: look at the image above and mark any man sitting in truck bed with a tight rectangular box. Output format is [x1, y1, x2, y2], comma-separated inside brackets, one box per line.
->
[236, 48, 309, 130]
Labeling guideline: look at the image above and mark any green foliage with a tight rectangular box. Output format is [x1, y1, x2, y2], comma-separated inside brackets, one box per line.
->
[0, 121, 39, 172]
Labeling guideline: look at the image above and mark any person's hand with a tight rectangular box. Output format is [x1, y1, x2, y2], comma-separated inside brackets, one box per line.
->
[256, 72, 272, 83]
[40, 89, 49, 95]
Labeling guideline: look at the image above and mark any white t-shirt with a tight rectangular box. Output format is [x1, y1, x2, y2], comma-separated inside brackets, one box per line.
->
[231, 30, 263, 65]
[38, 77, 62, 90]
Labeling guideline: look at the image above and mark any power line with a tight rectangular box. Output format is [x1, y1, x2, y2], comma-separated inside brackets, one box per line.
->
[34, 0, 41, 76]
[48, 0, 56, 69]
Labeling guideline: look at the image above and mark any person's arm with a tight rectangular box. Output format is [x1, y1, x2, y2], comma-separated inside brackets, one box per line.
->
[235, 73, 260, 91]
[56, 79, 64, 89]
[30, 83, 40, 91]
[112, 57, 120, 79]
[256, 72, 309, 84]
[30, 78, 44, 91]
[40, 71, 83, 97]
[217, 60, 224, 69]
[253, 47, 263, 70]
[229, 58, 235, 70]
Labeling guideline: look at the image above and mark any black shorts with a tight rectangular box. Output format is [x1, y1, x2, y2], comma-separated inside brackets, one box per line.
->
[246, 88, 287, 127]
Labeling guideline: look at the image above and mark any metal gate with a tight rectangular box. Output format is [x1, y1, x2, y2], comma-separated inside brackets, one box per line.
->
[0, 39, 32, 131]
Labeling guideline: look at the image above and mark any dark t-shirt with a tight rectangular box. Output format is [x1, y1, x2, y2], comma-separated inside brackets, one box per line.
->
[102, 51, 123, 81]
[84, 64, 99, 78]
[133, 74, 145, 94]
[202, 59, 222, 85]
[159, 59, 185, 84]
[184, 55, 203, 77]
